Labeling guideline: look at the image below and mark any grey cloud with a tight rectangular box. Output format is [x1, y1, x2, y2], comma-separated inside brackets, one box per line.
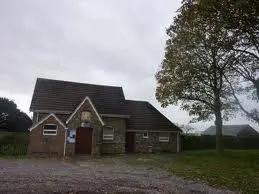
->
[0, 0, 257, 131]
[0, 0, 174, 93]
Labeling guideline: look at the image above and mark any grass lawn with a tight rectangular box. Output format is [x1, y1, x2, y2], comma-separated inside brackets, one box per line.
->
[119, 150, 259, 193]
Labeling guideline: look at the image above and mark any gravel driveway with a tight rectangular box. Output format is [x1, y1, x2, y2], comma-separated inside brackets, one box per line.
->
[0, 158, 237, 194]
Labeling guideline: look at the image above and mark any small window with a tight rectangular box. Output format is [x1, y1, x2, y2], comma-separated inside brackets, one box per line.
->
[159, 132, 169, 142]
[103, 126, 114, 140]
[43, 124, 57, 136]
[143, 131, 148, 138]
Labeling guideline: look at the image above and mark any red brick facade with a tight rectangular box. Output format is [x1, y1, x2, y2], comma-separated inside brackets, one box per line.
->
[28, 115, 66, 156]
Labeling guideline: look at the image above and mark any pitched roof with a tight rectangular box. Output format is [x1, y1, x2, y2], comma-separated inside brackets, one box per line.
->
[202, 125, 258, 136]
[30, 78, 180, 132]
[125, 100, 181, 131]
[30, 78, 126, 115]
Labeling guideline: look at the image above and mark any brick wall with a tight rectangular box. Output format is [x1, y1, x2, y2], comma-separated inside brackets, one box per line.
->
[66, 98, 103, 156]
[28, 115, 66, 156]
[135, 131, 178, 153]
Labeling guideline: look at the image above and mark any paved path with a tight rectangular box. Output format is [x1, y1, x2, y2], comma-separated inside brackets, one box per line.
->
[0, 159, 237, 194]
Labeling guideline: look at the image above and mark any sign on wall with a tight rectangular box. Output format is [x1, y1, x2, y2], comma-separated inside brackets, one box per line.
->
[67, 129, 76, 143]
[81, 111, 91, 122]
[80, 111, 92, 127]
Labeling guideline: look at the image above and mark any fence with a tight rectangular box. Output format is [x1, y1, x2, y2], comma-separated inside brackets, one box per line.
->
[0, 132, 28, 156]
[182, 135, 259, 150]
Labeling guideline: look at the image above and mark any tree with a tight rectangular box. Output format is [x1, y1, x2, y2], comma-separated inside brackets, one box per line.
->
[178, 124, 194, 135]
[156, 0, 238, 153]
[198, 0, 259, 58]
[0, 98, 17, 127]
[197, 0, 259, 123]
[0, 97, 32, 132]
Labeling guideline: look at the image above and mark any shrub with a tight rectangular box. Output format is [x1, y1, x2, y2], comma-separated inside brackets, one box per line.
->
[182, 135, 259, 150]
[0, 132, 28, 156]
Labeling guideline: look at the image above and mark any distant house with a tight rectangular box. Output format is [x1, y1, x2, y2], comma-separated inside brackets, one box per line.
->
[202, 125, 258, 137]
[27, 78, 182, 156]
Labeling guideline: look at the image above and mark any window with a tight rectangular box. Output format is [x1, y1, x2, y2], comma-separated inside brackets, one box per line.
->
[103, 126, 114, 140]
[159, 132, 169, 142]
[143, 131, 148, 138]
[43, 124, 57, 136]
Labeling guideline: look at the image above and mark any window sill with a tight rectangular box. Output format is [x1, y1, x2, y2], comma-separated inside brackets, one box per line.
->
[159, 140, 170, 143]
[102, 141, 116, 144]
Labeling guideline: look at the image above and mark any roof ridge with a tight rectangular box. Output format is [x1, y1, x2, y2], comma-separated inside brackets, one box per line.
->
[208, 124, 250, 128]
[126, 99, 148, 103]
[224, 124, 250, 126]
[37, 77, 123, 88]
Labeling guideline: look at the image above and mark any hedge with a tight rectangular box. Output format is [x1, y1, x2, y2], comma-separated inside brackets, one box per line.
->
[182, 135, 259, 150]
[0, 132, 28, 156]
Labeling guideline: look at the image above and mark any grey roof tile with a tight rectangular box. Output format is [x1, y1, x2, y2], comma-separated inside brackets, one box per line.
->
[30, 78, 126, 115]
[124, 100, 180, 131]
[203, 125, 258, 136]
[30, 78, 181, 132]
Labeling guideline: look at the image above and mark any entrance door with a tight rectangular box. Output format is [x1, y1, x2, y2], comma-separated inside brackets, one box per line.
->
[75, 127, 92, 154]
[125, 132, 136, 153]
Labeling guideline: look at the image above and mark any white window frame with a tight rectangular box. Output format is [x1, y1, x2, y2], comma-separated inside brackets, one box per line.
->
[103, 126, 114, 140]
[143, 131, 148, 139]
[43, 124, 57, 136]
[159, 132, 169, 142]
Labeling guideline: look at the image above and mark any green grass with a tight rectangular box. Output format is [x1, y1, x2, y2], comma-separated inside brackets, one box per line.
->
[118, 150, 259, 193]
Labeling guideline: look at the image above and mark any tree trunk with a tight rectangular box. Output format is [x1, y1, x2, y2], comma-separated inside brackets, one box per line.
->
[214, 95, 224, 153]
[256, 79, 259, 99]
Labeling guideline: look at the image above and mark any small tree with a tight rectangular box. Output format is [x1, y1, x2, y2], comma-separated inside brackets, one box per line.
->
[156, 0, 238, 153]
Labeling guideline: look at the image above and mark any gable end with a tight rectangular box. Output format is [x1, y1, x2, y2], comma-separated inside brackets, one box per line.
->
[66, 96, 104, 125]
[28, 113, 66, 131]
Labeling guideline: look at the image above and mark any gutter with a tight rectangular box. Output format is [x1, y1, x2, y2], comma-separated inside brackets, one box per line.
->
[100, 114, 131, 119]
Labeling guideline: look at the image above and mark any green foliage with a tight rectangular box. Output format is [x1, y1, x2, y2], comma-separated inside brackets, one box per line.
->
[155, 0, 246, 152]
[0, 144, 28, 156]
[156, 0, 259, 151]
[0, 97, 32, 132]
[198, 0, 259, 54]
[196, 0, 259, 123]
[182, 135, 259, 150]
[0, 132, 28, 156]
[0, 97, 17, 113]
[156, 0, 239, 122]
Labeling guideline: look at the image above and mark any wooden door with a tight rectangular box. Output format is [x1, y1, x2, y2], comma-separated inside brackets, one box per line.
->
[75, 127, 92, 154]
[125, 132, 136, 153]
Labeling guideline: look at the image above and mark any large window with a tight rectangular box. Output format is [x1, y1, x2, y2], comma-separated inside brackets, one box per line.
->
[159, 132, 169, 142]
[103, 126, 114, 140]
[43, 124, 57, 136]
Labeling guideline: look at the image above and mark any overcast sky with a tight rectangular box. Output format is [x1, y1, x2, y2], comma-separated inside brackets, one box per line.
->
[0, 0, 258, 131]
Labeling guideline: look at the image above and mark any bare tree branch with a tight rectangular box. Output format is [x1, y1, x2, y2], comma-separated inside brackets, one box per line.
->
[234, 48, 259, 61]
[224, 75, 259, 123]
